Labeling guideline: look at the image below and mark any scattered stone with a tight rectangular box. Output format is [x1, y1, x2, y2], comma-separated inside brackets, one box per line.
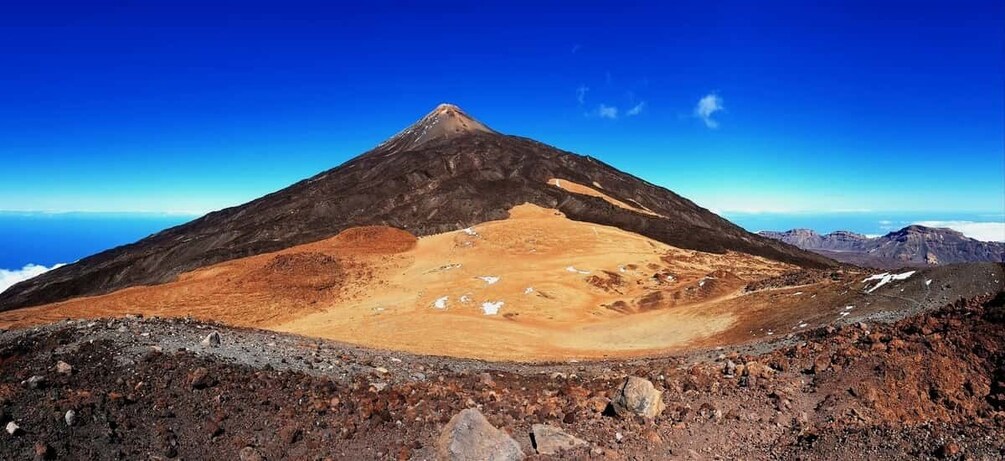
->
[811, 354, 831, 374]
[935, 441, 962, 459]
[56, 361, 73, 375]
[531, 424, 587, 455]
[238, 446, 264, 461]
[611, 376, 665, 419]
[33, 442, 52, 460]
[201, 331, 221, 347]
[64, 409, 77, 426]
[723, 360, 737, 376]
[743, 361, 773, 380]
[437, 408, 524, 461]
[5, 421, 20, 436]
[25, 375, 45, 389]
[189, 367, 213, 389]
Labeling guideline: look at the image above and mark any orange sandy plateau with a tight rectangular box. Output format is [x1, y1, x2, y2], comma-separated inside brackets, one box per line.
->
[0, 204, 856, 361]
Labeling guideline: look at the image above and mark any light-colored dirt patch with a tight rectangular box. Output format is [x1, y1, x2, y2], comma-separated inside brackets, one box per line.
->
[548, 178, 661, 217]
[0, 204, 806, 361]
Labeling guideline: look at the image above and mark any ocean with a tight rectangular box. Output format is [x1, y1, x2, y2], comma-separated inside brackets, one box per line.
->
[0, 213, 192, 292]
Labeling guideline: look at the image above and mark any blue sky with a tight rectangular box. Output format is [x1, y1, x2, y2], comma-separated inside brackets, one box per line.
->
[1, 0, 1002, 215]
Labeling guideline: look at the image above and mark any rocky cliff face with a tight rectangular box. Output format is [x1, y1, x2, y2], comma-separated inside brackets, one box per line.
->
[761, 225, 1004, 269]
[0, 104, 834, 311]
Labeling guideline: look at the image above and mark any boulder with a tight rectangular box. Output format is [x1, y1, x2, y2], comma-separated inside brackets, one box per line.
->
[201, 331, 221, 347]
[437, 408, 524, 461]
[531, 424, 587, 455]
[55, 361, 73, 375]
[611, 376, 665, 419]
[25, 375, 45, 389]
[238, 446, 264, 461]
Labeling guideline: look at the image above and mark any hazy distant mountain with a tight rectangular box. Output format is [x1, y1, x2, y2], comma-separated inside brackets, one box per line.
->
[760, 225, 1005, 269]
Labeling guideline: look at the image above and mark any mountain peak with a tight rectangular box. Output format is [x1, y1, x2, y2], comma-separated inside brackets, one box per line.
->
[379, 103, 495, 153]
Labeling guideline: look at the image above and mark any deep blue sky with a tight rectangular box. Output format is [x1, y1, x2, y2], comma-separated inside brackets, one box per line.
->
[1, 0, 1002, 214]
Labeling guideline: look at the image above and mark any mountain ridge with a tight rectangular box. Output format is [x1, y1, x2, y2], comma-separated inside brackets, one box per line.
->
[760, 225, 1004, 269]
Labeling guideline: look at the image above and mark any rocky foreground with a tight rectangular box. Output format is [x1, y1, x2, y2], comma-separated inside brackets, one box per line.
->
[2, 293, 1004, 460]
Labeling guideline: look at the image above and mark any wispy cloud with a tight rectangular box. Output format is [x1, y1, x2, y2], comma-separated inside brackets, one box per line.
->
[694, 93, 724, 128]
[596, 104, 618, 119]
[626, 101, 646, 116]
[912, 220, 1005, 242]
[0, 263, 65, 294]
[576, 85, 589, 105]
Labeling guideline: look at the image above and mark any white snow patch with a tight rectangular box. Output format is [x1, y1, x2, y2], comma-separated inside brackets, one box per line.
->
[862, 271, 916, 293]
[524, 287, 534, 294]
[459, 295, 472, 303]
[793, 292, 803, 296]
[565, 266, 590, 275]
[925, 279, 933, 287]
[433, 296, 448, 309]
[840, 312, 850, 317]
[798, 323, 808, 328]
[463, 227, 478, 236]
[845, 305, 854, 310]
[478, 276, 500, 285]
[481, 301, 504, 315]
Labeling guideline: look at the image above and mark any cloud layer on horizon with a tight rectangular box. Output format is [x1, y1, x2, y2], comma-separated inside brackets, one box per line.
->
[0, 263, 65, 294]
[912, 220, 1005, 242]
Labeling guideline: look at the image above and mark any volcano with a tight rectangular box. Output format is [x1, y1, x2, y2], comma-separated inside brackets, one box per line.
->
[0, 104, 834, 311]
[0, 104, 832, 311]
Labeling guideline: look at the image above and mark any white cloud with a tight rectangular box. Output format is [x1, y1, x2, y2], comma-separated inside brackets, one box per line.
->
[0, 263, 65, 294]
[912, 221, 1005, 242]
[626, 101, 646, 116]
[596, 104, 618, 119]
[576, 85, 589, 105]
[694, 93, 724, 128]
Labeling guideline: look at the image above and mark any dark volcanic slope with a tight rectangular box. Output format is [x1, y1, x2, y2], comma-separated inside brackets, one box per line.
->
[0, 104, 834, 310]
[761, 226, 1005, 269]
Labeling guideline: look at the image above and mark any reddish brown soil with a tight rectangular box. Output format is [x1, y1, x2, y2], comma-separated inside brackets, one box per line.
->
[1, 293, 1002, 460]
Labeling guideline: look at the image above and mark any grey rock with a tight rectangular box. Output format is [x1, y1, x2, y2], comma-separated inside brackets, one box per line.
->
[611, 376, 665, 419]
[438, 408, 524, 461]
[56, 360, 73, 375]
[5, 421, 20, 436]
[238, 446, 264, 461]
[201, 331, 221, 347]
[723, 359, 737, 376]
[531, 424, 587, 455]
[25, 375, 45, 389]
[64, 409, 77, 426]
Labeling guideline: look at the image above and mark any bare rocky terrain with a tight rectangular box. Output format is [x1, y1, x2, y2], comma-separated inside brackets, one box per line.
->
[2, 283, 1003, 460]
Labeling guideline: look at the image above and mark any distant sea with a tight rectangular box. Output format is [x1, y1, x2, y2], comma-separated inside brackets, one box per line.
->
[0, 212, 192, 292]
[0, 210, 1002, 293]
